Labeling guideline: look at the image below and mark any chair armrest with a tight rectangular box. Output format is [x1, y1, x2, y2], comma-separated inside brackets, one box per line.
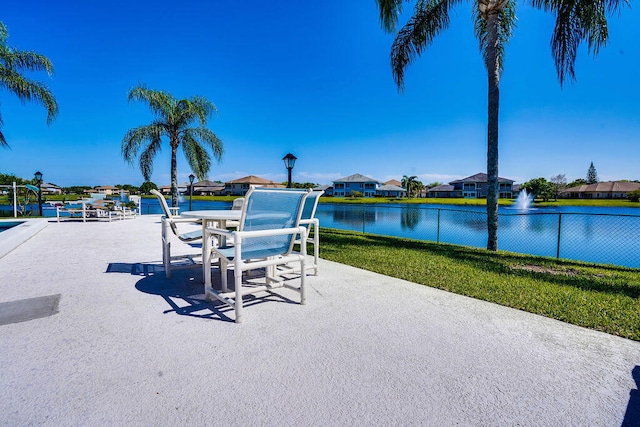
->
[162, 216, 202, 225]
[204, 227, 233, 239]
[235, 226, 306, 239]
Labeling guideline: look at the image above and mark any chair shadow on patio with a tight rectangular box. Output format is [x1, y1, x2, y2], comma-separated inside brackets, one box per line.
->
[106, 261, 301, 323]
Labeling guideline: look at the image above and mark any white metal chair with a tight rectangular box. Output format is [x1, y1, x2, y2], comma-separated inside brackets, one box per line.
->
[151, 189, 203, 278]
[204, 187, 310, 323]
[297, 190, 324, 275]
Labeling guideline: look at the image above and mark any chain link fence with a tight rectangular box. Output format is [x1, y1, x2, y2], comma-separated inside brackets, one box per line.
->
[315, 204, 640, 269]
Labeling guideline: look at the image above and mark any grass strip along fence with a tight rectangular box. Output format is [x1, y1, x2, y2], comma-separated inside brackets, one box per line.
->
[318, 228, 640, 342]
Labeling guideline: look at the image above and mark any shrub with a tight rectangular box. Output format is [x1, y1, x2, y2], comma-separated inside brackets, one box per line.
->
[627, 189, 640, 202]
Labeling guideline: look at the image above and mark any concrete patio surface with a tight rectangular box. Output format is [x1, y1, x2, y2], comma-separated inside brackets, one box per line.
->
[0, 215, 638, 426]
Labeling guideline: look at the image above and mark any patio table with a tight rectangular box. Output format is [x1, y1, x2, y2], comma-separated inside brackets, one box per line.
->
[181, 210, 242, 286]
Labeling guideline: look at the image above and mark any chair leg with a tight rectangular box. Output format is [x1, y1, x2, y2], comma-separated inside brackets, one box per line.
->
[234, 261, 243, 323]
[220, 258, 228, 293]
[300, 256, 306, 305]
[313, 222, 320, 276]
[164, 241, 172, 279]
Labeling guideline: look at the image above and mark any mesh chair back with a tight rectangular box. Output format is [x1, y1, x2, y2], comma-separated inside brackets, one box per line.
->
[151, 189, 181, 236]
[300, 190, 324, 229]
[238, 187, 309, 259]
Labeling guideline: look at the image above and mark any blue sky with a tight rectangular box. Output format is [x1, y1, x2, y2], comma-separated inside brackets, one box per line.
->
[2, 0, 638, 187]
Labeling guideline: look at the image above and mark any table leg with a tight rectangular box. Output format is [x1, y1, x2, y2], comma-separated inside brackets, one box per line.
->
[202, 220, 211, 286]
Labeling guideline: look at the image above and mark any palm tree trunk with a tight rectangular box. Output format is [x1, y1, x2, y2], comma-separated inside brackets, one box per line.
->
[485, 13, 500, 251]
[170, 144, 179, 208]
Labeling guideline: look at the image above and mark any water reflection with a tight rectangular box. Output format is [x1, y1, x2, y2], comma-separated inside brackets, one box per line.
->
[400, 207, 421, 230]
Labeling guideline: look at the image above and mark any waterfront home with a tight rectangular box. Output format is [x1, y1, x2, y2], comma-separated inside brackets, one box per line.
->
[94, 185, 118, 195]
[376, 183, 406, 198]
[159, 183, 188, 195]
[429, 173, 515, 198]
[224, 175, 284, 196]
[560, 181, 640, 199]
[313, 184, 333, 196]
[427, 184, 458, 198]
[41, 183, 62, 195]
[191, 180, 225, 196]
[332, 173, 380, 197]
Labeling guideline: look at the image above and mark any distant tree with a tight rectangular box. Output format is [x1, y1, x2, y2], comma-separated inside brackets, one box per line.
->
[0, 173, 27, 185]
[521, 178, 554, 202]
[122, 85, 224, 207]
[62, 185, 91, 195]
[0, 22, 58, 149]
[413, 180, 425, 198]
[627, 190, 640, 203]
[401, 175, 418, 198]
[586, 162, 599, 184]
[291, 182, 319, 189]
[376, 0, 625, 251]
[566, 178, 587, 188]
[550, 174, 567, 201]
[427, 182, 442, 188]
[139, 181, 158, 195]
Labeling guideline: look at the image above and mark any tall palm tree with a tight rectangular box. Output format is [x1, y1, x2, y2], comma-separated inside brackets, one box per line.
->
[376, 0, 624, 250]
[0, 21, 58, 148]
[122, 85, 224, 207]
[402, 174, 418, 198]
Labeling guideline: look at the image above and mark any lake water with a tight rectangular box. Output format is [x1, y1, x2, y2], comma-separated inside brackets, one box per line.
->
[4, 200, 639, 269]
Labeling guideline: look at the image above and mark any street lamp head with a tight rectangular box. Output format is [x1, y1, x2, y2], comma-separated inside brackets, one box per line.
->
[282, 153, 297, 170]
[34, 171, 43, 182]
[189, 174, 195, 184]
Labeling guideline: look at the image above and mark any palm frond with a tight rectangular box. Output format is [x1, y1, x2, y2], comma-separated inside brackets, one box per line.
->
[390, 0, 456, 91]
[2, 51, 54, 75]
[138, 136, 163, 181]
[532, 0, 627, 85]
[121, 123, 164, 164]
[0, 68, 58, 123]
[474, 0, 517, 75]
[376, 0, 409, 32]
[127, 84, 174, 120]
[189, 127, 224, 161]
[182, 132, 211, 180]
[0, 130, 7, 148]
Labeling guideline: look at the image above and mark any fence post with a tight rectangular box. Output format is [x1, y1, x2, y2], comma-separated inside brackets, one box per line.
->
[556, 213, 562, 259]
[437, 209, 441, 243]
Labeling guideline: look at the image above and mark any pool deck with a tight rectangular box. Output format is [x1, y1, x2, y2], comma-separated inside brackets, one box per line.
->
[0, 215, 638, 426]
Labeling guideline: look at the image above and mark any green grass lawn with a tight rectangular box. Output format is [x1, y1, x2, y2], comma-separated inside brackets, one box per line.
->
[317, 228, 640, 341]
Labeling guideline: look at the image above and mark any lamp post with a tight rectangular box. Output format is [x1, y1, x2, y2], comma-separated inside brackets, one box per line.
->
[34, 171, 43, 217]
[282, 153, 297, 188]
[188, 174, 195, 211]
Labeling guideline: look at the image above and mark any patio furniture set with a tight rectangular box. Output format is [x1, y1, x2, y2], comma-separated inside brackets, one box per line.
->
[153, 187, 323, 323]
[56, 193, 139, 222]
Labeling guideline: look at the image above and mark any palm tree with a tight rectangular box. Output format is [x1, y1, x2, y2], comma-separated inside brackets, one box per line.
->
[122, 85, 224, 207]
[0, 21, 58, 148]
[402, 175, 418, 198]
[376, 0, 624, 250]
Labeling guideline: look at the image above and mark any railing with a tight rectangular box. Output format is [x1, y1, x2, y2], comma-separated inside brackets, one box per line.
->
[315, 204, 640, 269]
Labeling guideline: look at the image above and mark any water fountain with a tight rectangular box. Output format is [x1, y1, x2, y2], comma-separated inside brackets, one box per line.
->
[513, 189, 533, 211]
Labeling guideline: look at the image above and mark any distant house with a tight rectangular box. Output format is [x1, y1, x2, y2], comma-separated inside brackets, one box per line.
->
[159, 183, 188, 195]
[313, 184, 333, 196]
[376, 184, 406, 198]
[384, 179, 402, 187]
[560, 181, 640, 199]
[94, 185, 117, 195]
[332, 174, 380, 197]
[224, 175, 284, 196]
[41, 183, 62, 195]
[191, 180, 225, 196]
[446, 173, 514, 199]
[427, 184, 458, 198]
